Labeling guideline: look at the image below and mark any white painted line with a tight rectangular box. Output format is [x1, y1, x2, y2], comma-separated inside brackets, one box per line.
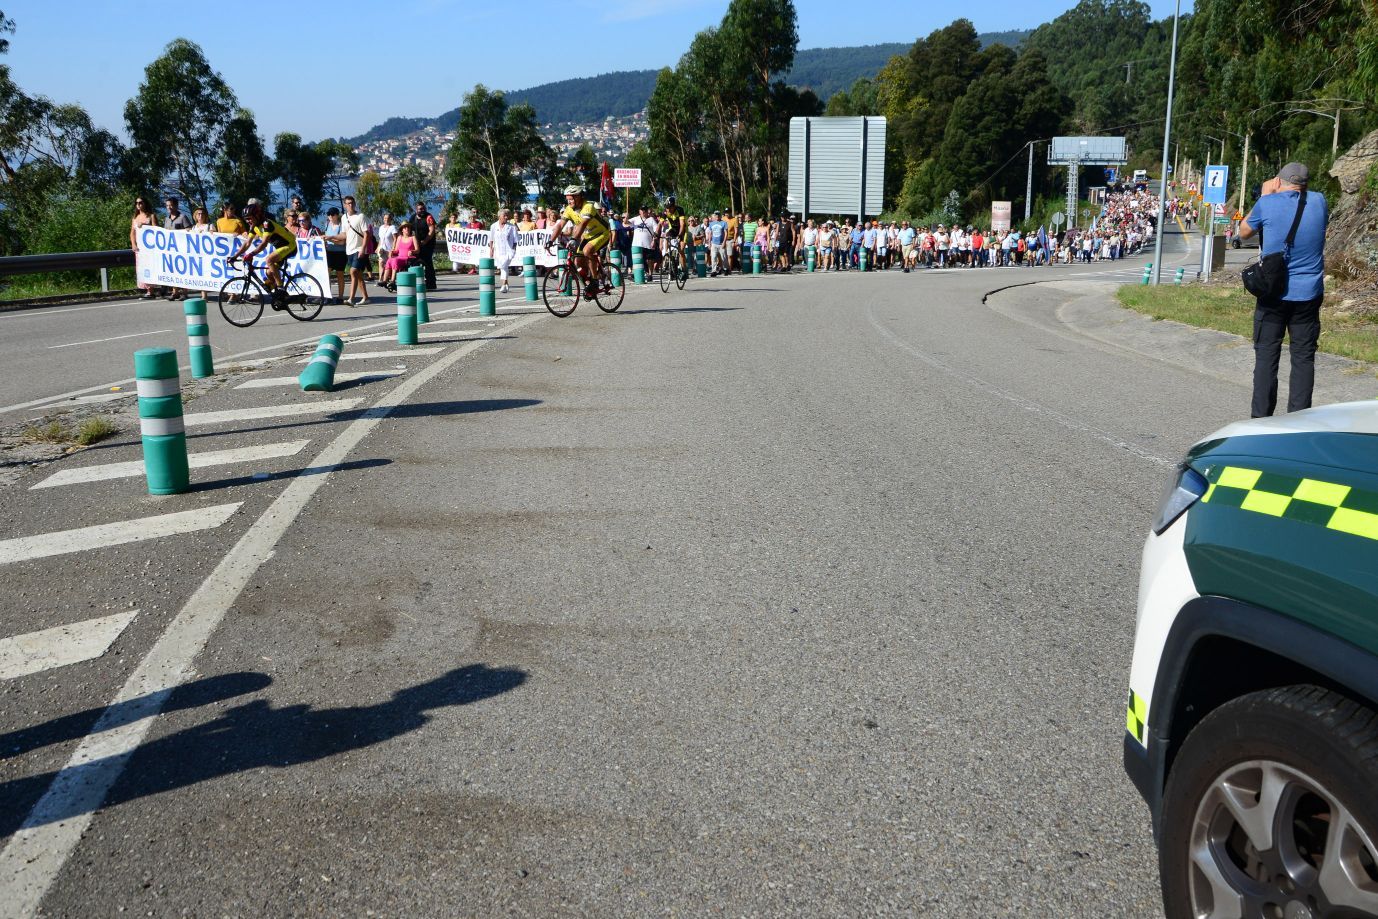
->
[66, 391, 135, 406]
[0, 503, 241, 566]
[423, 315, 521, 326]
[32, 440, 311, 490]
[0, 611, 138, 680]
[296, 348, 441, 363]
[235, 370, 404, 390]
[46, 330, 173, 350]
[353, 331, 512, 344]
[183, 398, 362, 428]
[0, 311, 546, 917]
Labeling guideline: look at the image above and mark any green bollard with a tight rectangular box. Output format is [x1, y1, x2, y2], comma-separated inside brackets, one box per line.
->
[1142, 262, 1153, 285]
[752, 244, 762, 275]
[632, 246, 645, 285]
[183, 298, 213, 379]
[806, 246, 816, 272]
[1174, 267, 1185, 285]
[414, 269, 430, 324]
[299, 334, 344, 392]
[609, 249, 623, 288]
[396, 271, 418, 345]
[479, 257, 496, 316]
[134, 347, 188, 495]
[695, 244, 707, 278]
[859, 248, 869, 272]
[523, 255, 538, 301]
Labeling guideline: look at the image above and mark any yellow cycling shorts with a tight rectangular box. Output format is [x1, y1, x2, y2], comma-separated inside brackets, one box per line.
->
[580, 231, 611, 254]
[267, 242, 297, 263]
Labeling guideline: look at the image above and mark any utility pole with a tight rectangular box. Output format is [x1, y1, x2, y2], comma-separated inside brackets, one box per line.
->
[1151, 0, 1181, 285]
[1334, 108, 1341, 158]
[1025, 141, 1034, 222]
[1239, 131, 1250, 215]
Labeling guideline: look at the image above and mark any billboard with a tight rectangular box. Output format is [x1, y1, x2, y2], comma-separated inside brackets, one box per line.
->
[1048, 136, 1128, 165]
[991, 201, 1012, 232]
[787, 116, 886, 219]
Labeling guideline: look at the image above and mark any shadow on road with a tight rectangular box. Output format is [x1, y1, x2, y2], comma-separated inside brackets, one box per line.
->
[616, 305, 746, 315]
[0, 663, 526, 837]
[186, 457, 392, 493]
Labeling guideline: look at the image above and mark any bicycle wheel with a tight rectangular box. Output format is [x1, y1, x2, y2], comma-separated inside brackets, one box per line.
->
[281, 272, 325, 321]
[542, 264, 580, 317]
[675, 257, 688, 290]
[594, 265, 625, 313]
[218, 276, 264, 327]
[658, 254, 671, 292]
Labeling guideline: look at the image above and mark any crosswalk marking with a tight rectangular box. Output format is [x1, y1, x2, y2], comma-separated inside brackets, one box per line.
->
[234, 371, 404, 390]
[0, 611, 138, 680]
[0, 503, 241, 566]
[295, 348, 440, 363]
[31, 441, 312, 490]
[184, 398, 362, 428]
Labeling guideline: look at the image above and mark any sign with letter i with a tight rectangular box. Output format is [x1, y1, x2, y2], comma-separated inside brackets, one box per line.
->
[1203, 164, 1229, 204]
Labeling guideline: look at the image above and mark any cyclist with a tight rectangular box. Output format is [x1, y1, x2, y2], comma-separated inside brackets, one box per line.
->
[545, 185, 611, 299]
[662, 196, 688, 275]
[230, 198, 297, 302]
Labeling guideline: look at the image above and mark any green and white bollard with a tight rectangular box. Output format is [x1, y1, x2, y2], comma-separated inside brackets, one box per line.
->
[609, 250, 623, 288]
[695, 244, 707, 278]
[183, 298, 213, 379]
[752, 244, 762, 275]
[1174, 267, 1185, 285]
[632, 246, 645, 285]
[396, 270, 418, 345]
[557, 249, 574, 295]
[479, 257, 496, 316]
[859, 248, 869, 272]
[414, 269, 430, 324]
[299, 334, 344, 392]
[1141, 262, 1153, 285]
[135, 347, 188, 496]
[523, 255, 538, 301]
[806, 246, 816, 272]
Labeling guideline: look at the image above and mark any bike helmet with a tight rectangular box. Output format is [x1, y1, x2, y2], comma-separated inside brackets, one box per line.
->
[563, 185, 583, 197]
[666, 195, 677, 206]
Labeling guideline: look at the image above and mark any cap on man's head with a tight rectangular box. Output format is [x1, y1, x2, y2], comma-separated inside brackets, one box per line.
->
[1279, 162, 1310, 186]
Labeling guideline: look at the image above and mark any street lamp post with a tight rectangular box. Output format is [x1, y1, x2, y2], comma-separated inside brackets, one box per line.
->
[1150, 0, 1181, 286]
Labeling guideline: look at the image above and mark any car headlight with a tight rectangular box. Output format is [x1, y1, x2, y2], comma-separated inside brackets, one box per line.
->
[1152, 464, 1208, 535]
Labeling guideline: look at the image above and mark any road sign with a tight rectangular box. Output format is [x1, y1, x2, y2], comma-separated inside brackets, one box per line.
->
[1105, 168, 1117, 183]
[613, 168, 642, 188]
[1051, 211, 1065, 227]
[1203, 165, 1229, 204]
[1213, 203, 1226, 216]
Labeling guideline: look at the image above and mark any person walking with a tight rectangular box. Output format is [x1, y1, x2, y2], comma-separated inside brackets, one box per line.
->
[323, 207, 347, 303]
[1237, 162, 1330, 418]
[376, 213, 397, 277]
[489, 208, 518, 293]
[342, 195, 371, 306]
[410, 200, 439, 290]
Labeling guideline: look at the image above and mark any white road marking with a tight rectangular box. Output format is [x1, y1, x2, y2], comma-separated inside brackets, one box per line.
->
[0, 611, 138, 680]
[46, 330, 173, 350]
[352, 330, 512, 344]
[421, 315, 521, 326]
[65, 391, 135, 406]
[296, 348, 440, 363]
[0, 503, 241, 566]
[183, 398, 362, 428]
[235, 370, 404, 389]
[0, 312, 548, 918]
[31, 441, 311, 490]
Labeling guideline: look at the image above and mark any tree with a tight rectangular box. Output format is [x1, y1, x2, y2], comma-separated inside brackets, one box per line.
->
[446, 85, 550, 219]
[567, 142, 598, 192]
[123, 38, 235, 210]
[826, 78, 879, 116]
[213, 108, 273, 208]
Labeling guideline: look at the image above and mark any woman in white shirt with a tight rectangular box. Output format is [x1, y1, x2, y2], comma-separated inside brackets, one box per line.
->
[375, 214, 398, 277]
[488, 208, 519, 293]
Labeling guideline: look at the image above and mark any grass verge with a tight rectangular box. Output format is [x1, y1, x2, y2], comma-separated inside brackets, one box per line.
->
[1116, 284, 1378, 366]
[20, 417, 119, 448]
[0, 268, 137, 302]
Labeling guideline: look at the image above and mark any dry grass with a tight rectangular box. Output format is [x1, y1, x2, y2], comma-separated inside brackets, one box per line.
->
[20, 416, 118, 448]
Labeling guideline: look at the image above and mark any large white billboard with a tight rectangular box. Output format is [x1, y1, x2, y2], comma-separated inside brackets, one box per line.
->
[787, 117, 886, 219]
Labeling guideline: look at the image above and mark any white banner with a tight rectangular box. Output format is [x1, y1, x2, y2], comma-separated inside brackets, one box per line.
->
[135, 226, 330, 295]
[991, 201, 1012, 233]
[613, 168, 642, 188]
[445, 227, 559, 268]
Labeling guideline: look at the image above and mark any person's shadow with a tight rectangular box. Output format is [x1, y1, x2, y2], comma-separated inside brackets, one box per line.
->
[0, 663, 525, 836]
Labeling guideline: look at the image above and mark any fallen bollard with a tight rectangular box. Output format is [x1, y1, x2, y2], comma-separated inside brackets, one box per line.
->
[135, 347, 188, 495]
[184, 297, 213, 379]
[299, 334, 344, 392]
[479, 258, 496, 316]
[397, 270, 418, 345]
[523, 255, 538, 301]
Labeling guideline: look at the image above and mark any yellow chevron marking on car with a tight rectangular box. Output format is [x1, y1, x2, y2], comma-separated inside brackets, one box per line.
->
[1126, 689, 1147, 746]
[1202, 465, 1378, 543]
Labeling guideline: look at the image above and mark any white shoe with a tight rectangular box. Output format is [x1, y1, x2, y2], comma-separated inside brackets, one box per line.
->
[500, 284, 509, 293]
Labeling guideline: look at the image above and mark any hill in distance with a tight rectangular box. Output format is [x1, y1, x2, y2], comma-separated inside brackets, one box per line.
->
[344, 31, 1029, 146]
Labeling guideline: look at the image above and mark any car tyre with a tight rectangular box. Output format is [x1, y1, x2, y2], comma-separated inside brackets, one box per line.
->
[1159, 685, 1378, 919]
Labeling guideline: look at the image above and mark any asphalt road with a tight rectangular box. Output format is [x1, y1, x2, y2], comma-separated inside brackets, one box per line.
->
[0, 227, 1281, 917]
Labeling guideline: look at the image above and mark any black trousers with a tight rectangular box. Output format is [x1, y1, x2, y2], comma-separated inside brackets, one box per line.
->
[1251, 294, 1321, 418]
[417, 247, 437, 290]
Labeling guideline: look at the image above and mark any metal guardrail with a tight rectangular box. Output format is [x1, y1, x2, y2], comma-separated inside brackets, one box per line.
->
[0, 249, 135, 292]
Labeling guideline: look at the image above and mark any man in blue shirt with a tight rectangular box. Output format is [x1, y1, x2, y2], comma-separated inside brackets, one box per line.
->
[707, 211, 729, 276]
[1239, 161, 1329, 417]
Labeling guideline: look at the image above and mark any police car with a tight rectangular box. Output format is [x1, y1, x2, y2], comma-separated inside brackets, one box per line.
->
[1125, 401, 1378, 918]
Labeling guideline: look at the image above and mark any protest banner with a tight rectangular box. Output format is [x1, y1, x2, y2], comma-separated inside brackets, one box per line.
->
[445, 227, 559, 268]
[991, 201, 1012, 233]
[135, 226, 330, 294]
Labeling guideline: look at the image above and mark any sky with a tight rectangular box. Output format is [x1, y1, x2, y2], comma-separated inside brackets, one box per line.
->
[6, 0, 1193, 142]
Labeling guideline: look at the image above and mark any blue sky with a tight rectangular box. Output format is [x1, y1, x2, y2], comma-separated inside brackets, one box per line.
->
[7, 0, 1192, 142]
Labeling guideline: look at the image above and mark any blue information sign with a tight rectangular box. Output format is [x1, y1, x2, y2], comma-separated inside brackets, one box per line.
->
[1203, 164, 1229, 204]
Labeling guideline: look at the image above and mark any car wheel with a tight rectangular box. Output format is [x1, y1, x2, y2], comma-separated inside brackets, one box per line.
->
[1160, 685, 1378, 919]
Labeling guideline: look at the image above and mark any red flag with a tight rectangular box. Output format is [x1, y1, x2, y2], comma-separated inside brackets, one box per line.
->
[600, 162, 615, 210]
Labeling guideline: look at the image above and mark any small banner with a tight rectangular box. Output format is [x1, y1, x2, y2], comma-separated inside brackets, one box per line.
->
[991, 201, 1012, 233]
[445, 227, 559, 267]
[135, 226, 330, 294]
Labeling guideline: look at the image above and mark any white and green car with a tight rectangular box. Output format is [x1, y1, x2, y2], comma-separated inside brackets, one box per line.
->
[1126, 401, 1378, 918]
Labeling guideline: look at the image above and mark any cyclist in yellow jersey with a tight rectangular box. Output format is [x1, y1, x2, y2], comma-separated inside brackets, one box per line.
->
[545, 185, 610, 299]
[662, 196, 688, 274]
[230, 198, 298, 293]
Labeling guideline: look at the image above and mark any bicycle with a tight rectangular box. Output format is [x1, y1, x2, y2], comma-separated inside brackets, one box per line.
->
[657, 238, 689, 292]
[217, 257, 326, 327]
[541, 242, 625, 317]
